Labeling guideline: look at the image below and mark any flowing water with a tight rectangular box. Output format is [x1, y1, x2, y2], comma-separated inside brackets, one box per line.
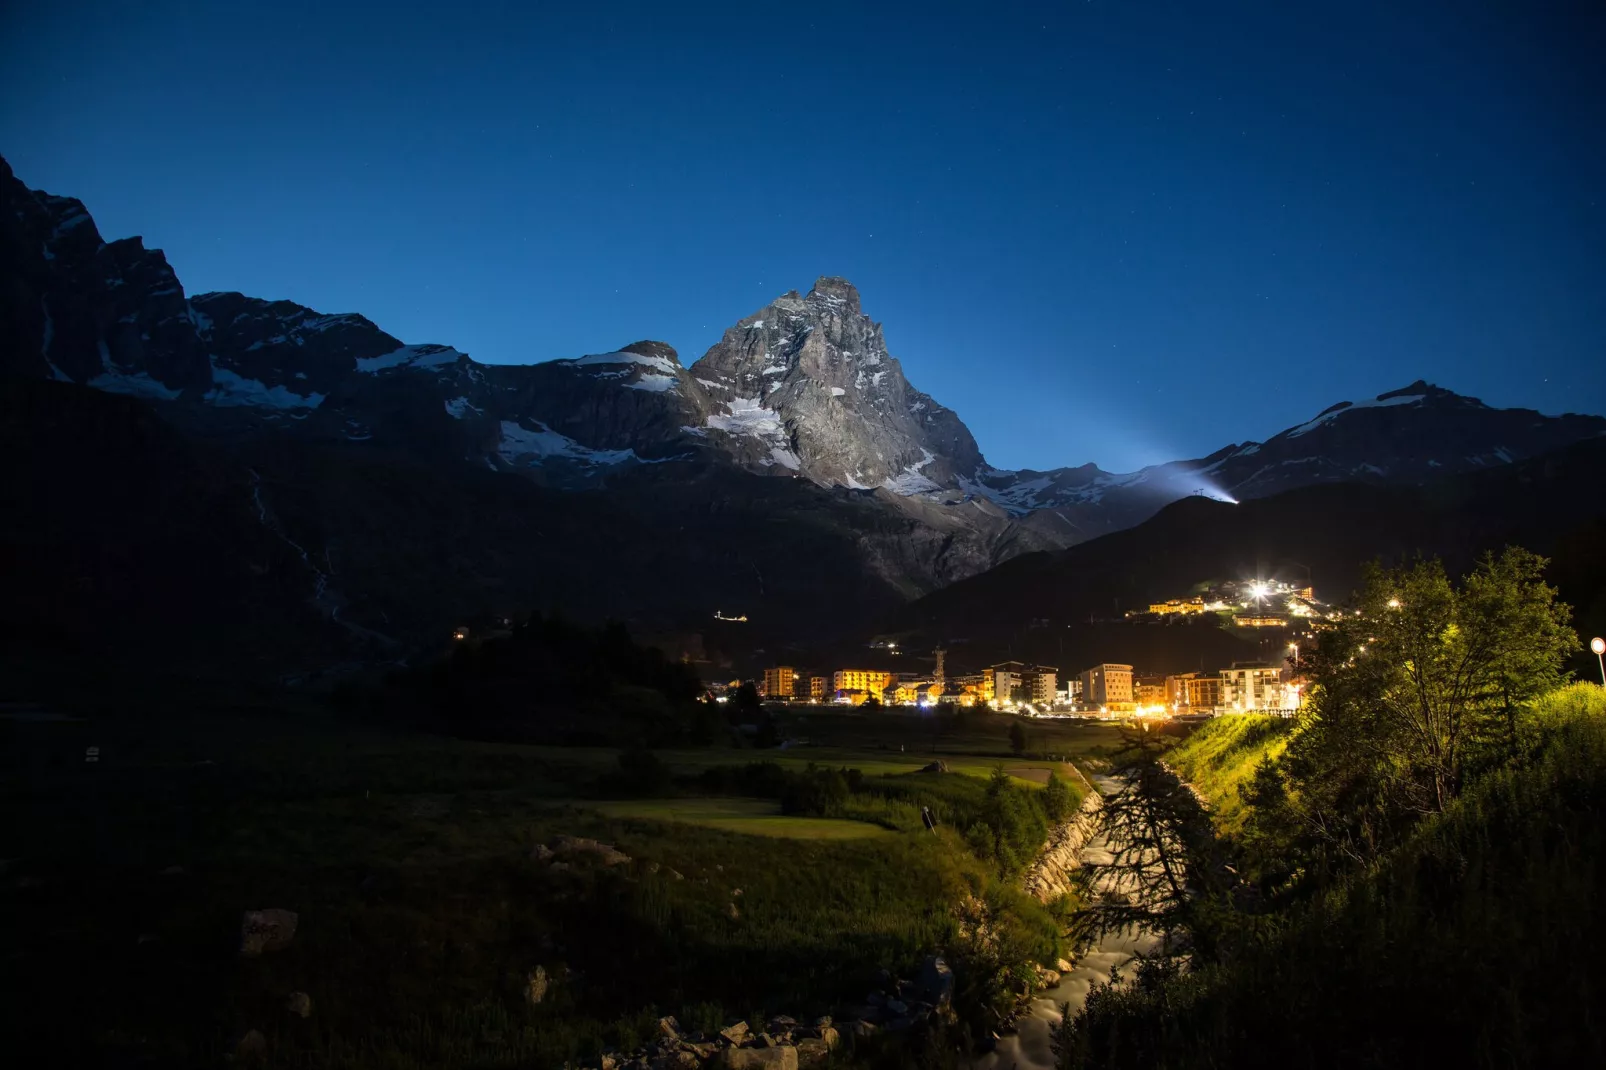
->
[975, 777, 1163, 1070]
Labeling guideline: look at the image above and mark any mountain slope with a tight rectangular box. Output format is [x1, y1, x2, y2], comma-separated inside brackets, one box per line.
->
[896, 436, 1606, 646]
[5, 152, 1603, 676]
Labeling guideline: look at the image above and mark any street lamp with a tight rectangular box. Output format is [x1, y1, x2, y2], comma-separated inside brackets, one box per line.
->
[1593, 637, 1605, 688]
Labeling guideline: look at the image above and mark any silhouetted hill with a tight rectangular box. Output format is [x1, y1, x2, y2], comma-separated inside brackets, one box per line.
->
[895, 438, 1606, 674]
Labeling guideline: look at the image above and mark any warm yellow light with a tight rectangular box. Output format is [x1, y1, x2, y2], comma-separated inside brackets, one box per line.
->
[1387, 598, 1402, 609]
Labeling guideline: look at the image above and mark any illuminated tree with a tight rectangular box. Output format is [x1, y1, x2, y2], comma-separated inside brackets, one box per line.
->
[1247, 547, 1576, 881]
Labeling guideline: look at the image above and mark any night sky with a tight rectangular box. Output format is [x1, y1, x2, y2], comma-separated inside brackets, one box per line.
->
[3, 1, 1602, 471]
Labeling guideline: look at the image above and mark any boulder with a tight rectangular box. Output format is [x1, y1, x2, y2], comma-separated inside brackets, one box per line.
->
[851, 1020, 879, 1038]
[551, 835, 633, 866]
[724, 1047, 797, 1070]
[239, 909, 298, 956]
[285, 991, 312, 1018]
[921, 760, 949, 773]
[719, 1022, 750, 1045]
[657, 1016, 681, 1041]
[526, 966, 550, 1005]
[811, 1016, 833, 1030]
[795, 1038, 829, 1066]
[530, 844, 555, 863]
[234, 1029, 267, 1063]
[1057, 957, 1074, 973]
[917, 954, 954, 1008]
[816, 1026, 839, 1051]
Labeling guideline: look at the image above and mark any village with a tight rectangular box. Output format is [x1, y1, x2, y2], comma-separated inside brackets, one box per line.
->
[723, 578, 1330, 717]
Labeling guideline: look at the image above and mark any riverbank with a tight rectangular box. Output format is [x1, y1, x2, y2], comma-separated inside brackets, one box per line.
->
[978, 775, 1162, 1070]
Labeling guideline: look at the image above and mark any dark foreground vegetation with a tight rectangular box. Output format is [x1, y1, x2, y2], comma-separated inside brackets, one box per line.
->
[1060, 549, 1606, 1069]
[1, 633, 1118, 1069]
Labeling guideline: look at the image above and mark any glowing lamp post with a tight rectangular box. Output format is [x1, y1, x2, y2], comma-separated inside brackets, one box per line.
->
[1593, 637, 1606, 688]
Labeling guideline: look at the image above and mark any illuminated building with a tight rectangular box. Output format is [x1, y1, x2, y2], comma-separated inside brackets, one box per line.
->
[809, 676, 827, 700]
[990, 662, 1023, 704]
[948, 673, 994, 705]
[1166, 672, 1225, 709]
[833, 669, 894, 695]
[1020, 665, 1058, 705]
[1079, 664, 1134, 707]
[1147, 598, 1207, 615]
[886, 684, 921, 705]
[1135, 681, 1166, 705]
[1234, 615, 1288, 628]
[1221, 663, 1285, 710]
[760, 666, 796, 699]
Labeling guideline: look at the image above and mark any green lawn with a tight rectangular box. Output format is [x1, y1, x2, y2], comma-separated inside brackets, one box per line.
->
[582, 797, 894, 839]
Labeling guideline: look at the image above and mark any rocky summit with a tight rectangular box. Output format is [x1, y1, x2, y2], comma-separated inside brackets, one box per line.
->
[689, 276, 983, 491]
[3, 151, 1603, 671]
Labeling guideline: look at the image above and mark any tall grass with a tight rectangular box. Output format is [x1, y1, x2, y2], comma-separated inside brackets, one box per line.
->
[1163, 714, 1293, 834]
[1060, 685, 1606, 1069]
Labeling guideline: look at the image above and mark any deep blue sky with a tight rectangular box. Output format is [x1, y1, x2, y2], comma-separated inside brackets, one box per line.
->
[4, 1, 1603, 471]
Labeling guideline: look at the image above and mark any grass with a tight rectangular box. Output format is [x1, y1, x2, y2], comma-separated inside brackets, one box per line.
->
[1062, 684, 1606, 1069]
[2, 702, 1089, 1068]
[582, 797, 894, 839]
[1163, 714, 1294, 833]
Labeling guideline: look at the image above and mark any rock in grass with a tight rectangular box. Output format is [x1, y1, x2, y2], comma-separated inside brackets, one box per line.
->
[285, 991, 312, 1018]
[551, 834, 632, 866]
[795, 1038, 830, 1066]
[239, 909, 298, 956]
[724, 1046, 798, 1069]
[233, 1029, 268, 1063]
[525, 965, 549, 1005]
[918, 954, 954, 1009]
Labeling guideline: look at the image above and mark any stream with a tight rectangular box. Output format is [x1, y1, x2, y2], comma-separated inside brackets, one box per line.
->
[975, 775, 1163, 1070]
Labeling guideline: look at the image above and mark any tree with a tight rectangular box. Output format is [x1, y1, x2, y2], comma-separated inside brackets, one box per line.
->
[1009, 720, 1027, 756]
[732, 681, 762, 717]
[1043, 770, 1074, 823]
[1247, 547, 1576, 881]
[1073, 727, 1233, 959]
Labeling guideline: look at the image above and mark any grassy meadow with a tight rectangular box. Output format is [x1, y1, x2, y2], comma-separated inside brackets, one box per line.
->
[0, 700, 1114, 1068]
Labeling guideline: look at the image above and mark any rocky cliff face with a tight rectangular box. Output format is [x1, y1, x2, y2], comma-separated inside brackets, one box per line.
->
[689, 277, 983, 489]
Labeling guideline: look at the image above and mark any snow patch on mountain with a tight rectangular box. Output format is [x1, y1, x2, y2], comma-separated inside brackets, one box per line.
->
[707, 396, 786, 439]
[625, 373, 678, 393]
[1286, 393, 1426, 438]
[882, 449, 943, 496]
[564, 351, 681, 377]
[90, 369, 184, 400]
[205, 366, 325, 409]
[444, 397, 482, 419]
[767, 447, 802, 470]
[497, 420, 637, 466]
[356, 343, 464, 374]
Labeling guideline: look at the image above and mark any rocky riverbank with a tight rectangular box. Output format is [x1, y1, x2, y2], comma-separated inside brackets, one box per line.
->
[1021, 788, 1104, 903]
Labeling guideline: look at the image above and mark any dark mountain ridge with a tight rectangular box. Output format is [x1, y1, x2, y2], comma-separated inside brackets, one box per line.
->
[893, 436, 1606, 676]
[4, 152, 1602, 675]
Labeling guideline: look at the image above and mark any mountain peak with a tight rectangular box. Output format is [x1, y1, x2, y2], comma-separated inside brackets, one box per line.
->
[807, 276, 861, 313]
[619, 340, 681, 366]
